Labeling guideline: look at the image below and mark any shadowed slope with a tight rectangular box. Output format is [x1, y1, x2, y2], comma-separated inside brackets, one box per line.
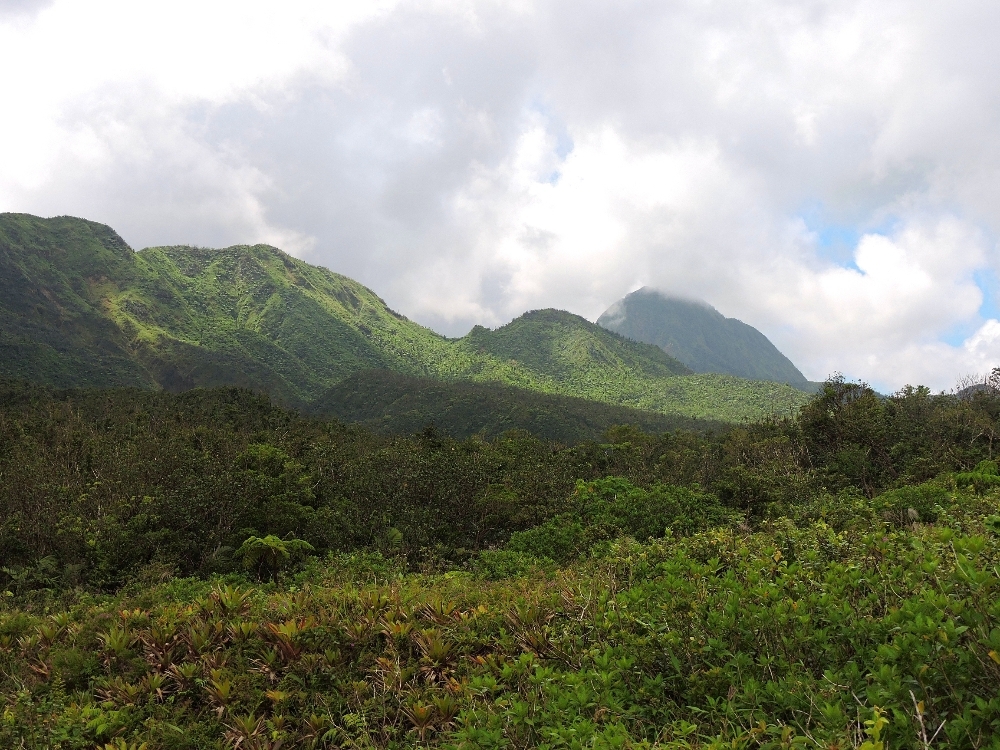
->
[312, 369, 722, 442]
[0, 214, 155, 388]
[599, 287, 811, 389]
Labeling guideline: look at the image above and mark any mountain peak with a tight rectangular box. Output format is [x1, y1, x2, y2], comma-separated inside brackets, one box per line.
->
[461, 305, 692, 379]
[600, 288, 717, 330]
[634, 287, 717, 309]
[0, 213, 135, 270]
[504, 308, 595, 327]
[598, 287, 810, 388]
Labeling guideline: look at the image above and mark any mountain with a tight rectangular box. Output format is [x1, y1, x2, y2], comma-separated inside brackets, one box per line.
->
[0, 213, 812, 422]
[598, 287, 812, 389]
[0, 212, 452, 405]
[0, 215, 152, 389]
[310, 369, 722, 442]
[449, 311, 809, 420]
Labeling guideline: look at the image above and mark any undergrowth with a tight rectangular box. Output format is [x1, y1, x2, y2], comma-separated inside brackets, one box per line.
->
[2, 488, 1000, 749]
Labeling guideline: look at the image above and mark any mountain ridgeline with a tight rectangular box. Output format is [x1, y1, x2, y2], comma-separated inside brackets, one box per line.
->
[599, 287, 813, 389]
[0, 213, 445, 400]
[0, 213, 811, 424]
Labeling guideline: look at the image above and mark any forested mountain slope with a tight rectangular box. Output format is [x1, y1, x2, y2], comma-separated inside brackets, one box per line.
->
[599, 286, 813, 388]
[0, 215, 153, 388]
[0, 213, 811, 421]
[311, 369, 721, 441]
[0, 213, 450, 404]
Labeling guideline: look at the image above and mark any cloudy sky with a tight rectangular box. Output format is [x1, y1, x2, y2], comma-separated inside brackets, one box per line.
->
[2, 0, 999, 391]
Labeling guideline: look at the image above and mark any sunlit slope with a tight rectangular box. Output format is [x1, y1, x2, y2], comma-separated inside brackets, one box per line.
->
[0, 213, 453, 404]
[122, 243, 454, 400]
[0, 213, 812, 421]
[444, 311, 807, 421]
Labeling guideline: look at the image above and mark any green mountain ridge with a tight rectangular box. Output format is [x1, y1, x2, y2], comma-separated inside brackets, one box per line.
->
[0, 213, 811, 422]
[598, 286, 814, 389]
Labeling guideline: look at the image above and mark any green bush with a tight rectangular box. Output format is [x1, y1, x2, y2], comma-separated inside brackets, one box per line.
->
[573, 476, 735, 537]
[471, 549, 546, 579]
[873, 480, 951, 523]
[507, 516, 590, 563]
[235, 535, 315, 581]
[506, 478, 736, 562]
[954, 459, 1000, 494]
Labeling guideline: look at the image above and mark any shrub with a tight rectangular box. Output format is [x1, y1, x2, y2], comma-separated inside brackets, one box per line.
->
[506, 478, 736, 562]
[954, 459, 1000, 494]
[471, 549, 545, 580]
[507, 516, 590, 563]
[235, 535, 315, 581]
[573, 476, 735, 538]
[873, 480, 950, 523]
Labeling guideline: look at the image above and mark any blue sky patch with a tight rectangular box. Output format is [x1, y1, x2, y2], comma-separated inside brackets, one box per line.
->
[528, 98, 574, 162]
[974, 268, 1000, 321]
[798, 203, 901, 272]
[934, 270, 996, 346]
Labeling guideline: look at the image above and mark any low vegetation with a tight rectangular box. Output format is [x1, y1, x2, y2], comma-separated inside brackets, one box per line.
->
[2, 377, 1000, 748]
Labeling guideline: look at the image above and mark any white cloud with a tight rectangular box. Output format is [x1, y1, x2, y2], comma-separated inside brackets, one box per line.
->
[2, 0, 1000, 391]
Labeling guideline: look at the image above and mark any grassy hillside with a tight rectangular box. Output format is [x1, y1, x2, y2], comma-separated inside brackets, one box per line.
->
[599, 287, 812, 389]
[0, 214, 439, 403]
[0, 215, 155, 388]
[0, 213, 811, 422]
[311, 369, 723, 441]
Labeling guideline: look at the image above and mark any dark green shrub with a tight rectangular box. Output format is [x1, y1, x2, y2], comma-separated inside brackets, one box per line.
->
[573, 476, 734, 537]
[873, 481, 950, 523]
[235, 535, 315, 581]
[471, 549, 544, 579]
[49, 646, 100, 690]
[507, 516, 590, 563]
[506, 477, 735, 562]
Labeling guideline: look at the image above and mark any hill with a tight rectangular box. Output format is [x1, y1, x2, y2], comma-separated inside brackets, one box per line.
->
[0, 215, 153, 388]
[311, 369, 722, 442]
[450, 312, 809, 421]
[598, 287, 813, 389]
[0, 213, 452, 405]
[0, 213, 812, 421]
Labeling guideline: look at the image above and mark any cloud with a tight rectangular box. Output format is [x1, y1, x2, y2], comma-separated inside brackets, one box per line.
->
[2, 0, 999, 391]
[0, 0, 53, 20]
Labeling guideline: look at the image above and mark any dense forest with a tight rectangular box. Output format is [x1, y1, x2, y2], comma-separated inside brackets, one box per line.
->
[2, 377, 1000, 748]
[309, 369, 723, 443]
